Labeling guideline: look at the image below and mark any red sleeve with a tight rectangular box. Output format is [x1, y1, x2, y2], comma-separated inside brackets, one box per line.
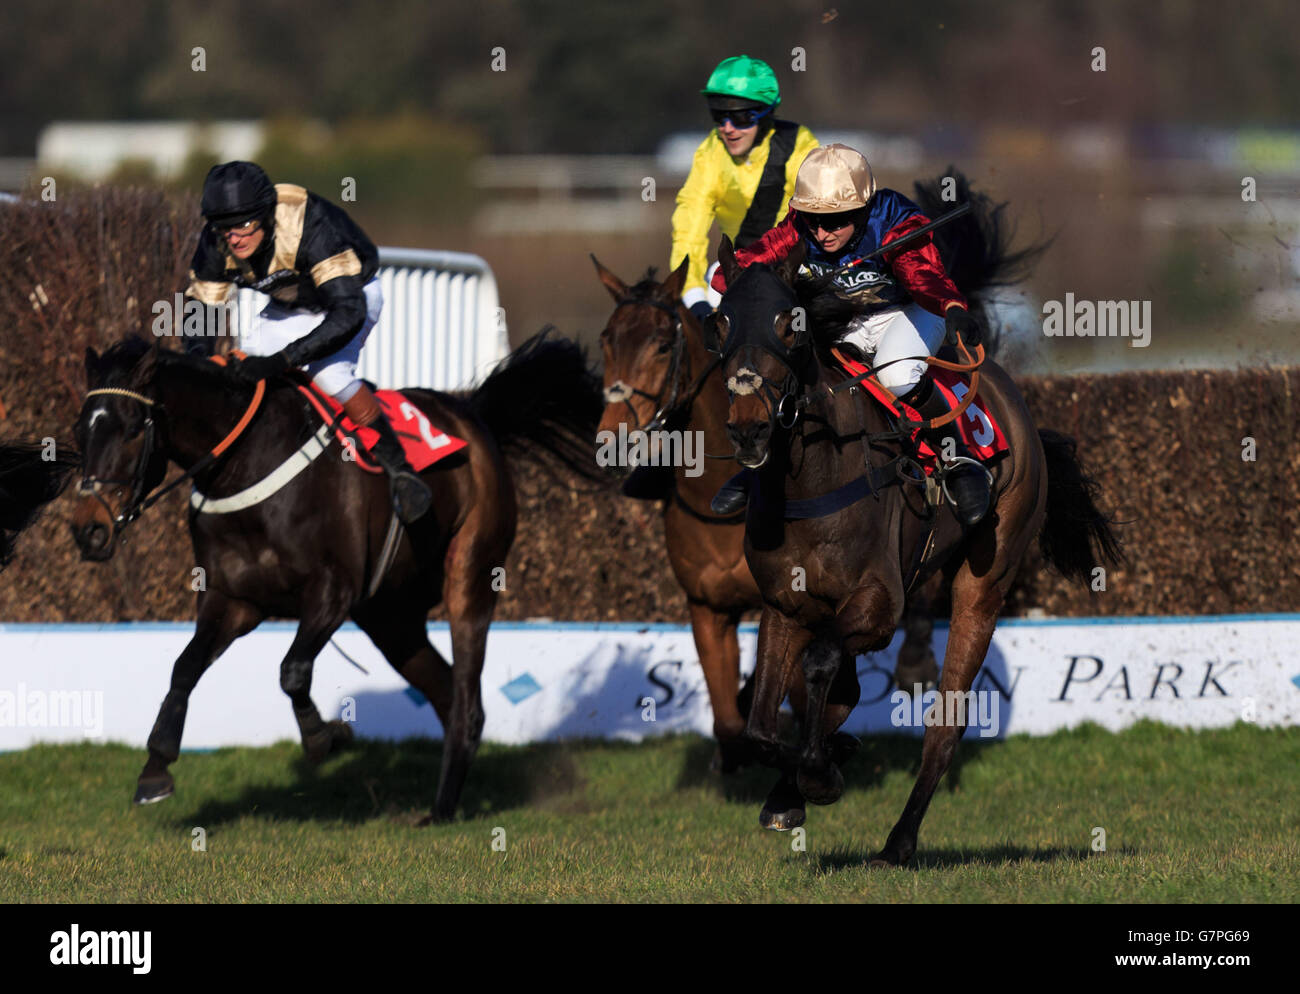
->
[710, 211, 802, 294]
[881, 216, 967, 316]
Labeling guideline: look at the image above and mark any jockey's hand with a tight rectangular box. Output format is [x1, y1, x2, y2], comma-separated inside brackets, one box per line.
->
[945, 305, 982, 348]
[688, 301, 713, 323]
[229, 351, 289, 384]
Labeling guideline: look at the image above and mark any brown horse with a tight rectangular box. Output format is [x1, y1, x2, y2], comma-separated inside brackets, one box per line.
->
[592, 256, 946, 787]
[70, 333, 601, 821]
[710, 239, 1121, 865]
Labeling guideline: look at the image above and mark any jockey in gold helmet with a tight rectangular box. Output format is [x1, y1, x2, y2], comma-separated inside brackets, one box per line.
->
[709, 144, 991, 527]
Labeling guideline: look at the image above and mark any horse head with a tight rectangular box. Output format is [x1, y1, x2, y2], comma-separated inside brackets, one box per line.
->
[71, 338, 171, 560]
[712, 236, 815, 469]
[592, 255, 704, 442]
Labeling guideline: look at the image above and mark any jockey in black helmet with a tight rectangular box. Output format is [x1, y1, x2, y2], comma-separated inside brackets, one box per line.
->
[185, 161, 432, 525]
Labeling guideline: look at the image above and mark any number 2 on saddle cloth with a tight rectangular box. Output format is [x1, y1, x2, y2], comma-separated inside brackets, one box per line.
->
[297, 383, 468, 471]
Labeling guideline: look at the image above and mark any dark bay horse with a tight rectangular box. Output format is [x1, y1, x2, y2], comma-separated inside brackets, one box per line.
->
[711, 239, 1121, 865]
[591, 177, 1035, 784]
[71, 333, 601, 821]
[1, 441, 78, 568]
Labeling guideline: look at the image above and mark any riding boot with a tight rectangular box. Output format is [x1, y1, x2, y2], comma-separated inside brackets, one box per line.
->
[343, 386, 433, 525]
[620, 463, 676, 501]
[710, 469, 750, 515]
[901, 377, 990, 528]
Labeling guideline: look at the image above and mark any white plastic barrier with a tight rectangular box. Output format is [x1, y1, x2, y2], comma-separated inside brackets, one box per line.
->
[0, 616, 1295, 750]
[234, 247, 507, 391]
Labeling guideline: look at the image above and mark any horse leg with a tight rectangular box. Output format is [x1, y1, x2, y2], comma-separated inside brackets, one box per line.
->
[895, 575, 943, 692]
[136, 590, 264, 803]
[353, 602, 454, 727]
[280, 576, 355, 765]
[794, 637, 850, 806]
[688, 601, 750, 772]
[872, 581, 1002, 867]
[427, 547, 500, 824]
[745, 608, 813, 830]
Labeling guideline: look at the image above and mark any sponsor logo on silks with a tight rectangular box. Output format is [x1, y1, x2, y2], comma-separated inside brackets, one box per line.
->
[802, 260, 893, 294]
[500, 673, 542, 705]
[50, 925, 151, 975]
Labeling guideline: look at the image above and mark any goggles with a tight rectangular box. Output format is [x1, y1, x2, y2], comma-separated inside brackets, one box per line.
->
[710, 105, 773, 130]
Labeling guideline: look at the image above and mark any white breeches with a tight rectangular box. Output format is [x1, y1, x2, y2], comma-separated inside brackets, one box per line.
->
[241, 278, 383, 401]
[838, 301, 946, 395]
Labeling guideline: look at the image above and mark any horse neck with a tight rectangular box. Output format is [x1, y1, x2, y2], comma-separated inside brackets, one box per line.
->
[675, 322, 736, 492]
[154, 360, 268, 470]
[786, 362, 874, 497]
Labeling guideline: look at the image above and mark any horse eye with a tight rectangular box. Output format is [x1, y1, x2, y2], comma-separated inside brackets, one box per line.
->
[656, 340, 673, 355]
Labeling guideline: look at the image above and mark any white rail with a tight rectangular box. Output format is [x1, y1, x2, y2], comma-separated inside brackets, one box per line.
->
[234, 247, 507, 391]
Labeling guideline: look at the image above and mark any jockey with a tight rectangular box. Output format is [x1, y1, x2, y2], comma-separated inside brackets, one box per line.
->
[623, 55, 818, 502]
[184, 161, 432, 525]
[708, 144, 991, 528]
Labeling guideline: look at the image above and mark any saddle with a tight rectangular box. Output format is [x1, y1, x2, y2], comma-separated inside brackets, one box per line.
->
[296, 377, 467, 473]
[833, 352, 1008, 476]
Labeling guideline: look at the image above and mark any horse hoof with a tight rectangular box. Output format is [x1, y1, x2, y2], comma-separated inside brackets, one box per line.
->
[797, 763, 844, 806]
[417, 808, 453, 827]
[327, 720, 354, 749]
[133, 774, 174, 805]
[759, 805, 806, 831]
[304, 721, 353, 765]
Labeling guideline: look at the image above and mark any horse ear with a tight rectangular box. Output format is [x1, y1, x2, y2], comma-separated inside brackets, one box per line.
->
[591, 254, 628, 303]
[776, 239, 806, 287]
[84, 347, 99, 376]
[661, 255, 689, 300]
[130, 342, 160, 388]
[717, 236, 741, 288]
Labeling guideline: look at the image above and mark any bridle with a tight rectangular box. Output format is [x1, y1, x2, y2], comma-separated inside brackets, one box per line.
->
[602, 296, 720, 434]
[79, 377, 266, 541]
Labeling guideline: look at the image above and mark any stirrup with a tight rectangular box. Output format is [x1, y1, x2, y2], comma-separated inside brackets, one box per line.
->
[938, 455, 993, 507]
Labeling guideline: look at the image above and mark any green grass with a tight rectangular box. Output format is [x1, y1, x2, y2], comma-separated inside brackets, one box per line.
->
[1, 721, 1296, 902]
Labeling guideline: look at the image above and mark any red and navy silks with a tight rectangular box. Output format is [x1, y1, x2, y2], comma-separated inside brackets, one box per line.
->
[710, 189, 967, 318]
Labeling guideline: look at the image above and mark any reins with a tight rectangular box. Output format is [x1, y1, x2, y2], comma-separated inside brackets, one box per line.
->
[81, 358, 266, 535]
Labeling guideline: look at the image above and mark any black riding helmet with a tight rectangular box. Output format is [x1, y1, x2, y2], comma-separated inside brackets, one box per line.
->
[201, 161, 277, 227]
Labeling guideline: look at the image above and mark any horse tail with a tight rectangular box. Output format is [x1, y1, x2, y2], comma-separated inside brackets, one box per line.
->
[912, 167, 1052, 355]
[1037, 428, 1124, 583]
[466, 327, 604, 480]
[0, 441, 78, 569]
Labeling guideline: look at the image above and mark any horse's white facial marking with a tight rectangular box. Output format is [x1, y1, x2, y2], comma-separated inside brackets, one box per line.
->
[89, 408, 107, 428]
[726, 368, 762, 396]
[604, 381, 633, 403]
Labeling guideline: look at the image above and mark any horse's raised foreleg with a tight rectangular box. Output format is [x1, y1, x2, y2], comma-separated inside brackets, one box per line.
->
[794, 636, 849, 806]
[873, 583, 1002, 867]
[687, 601, 751, 772]
[136, 590, 264, 803]
[280, 576, 355, 765]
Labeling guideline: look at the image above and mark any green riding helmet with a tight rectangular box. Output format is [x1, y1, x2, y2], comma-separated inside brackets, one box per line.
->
[701, 55, 780, 110]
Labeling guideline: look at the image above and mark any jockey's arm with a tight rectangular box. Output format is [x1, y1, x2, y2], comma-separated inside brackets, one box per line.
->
[670, 139, 723, 310]
[880, 216, 967, 316]
[708, 210, 802, 295]
[280, 274, 368, 367]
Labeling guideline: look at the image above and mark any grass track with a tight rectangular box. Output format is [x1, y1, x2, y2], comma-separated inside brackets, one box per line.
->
[1, 721, 1296, 902]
